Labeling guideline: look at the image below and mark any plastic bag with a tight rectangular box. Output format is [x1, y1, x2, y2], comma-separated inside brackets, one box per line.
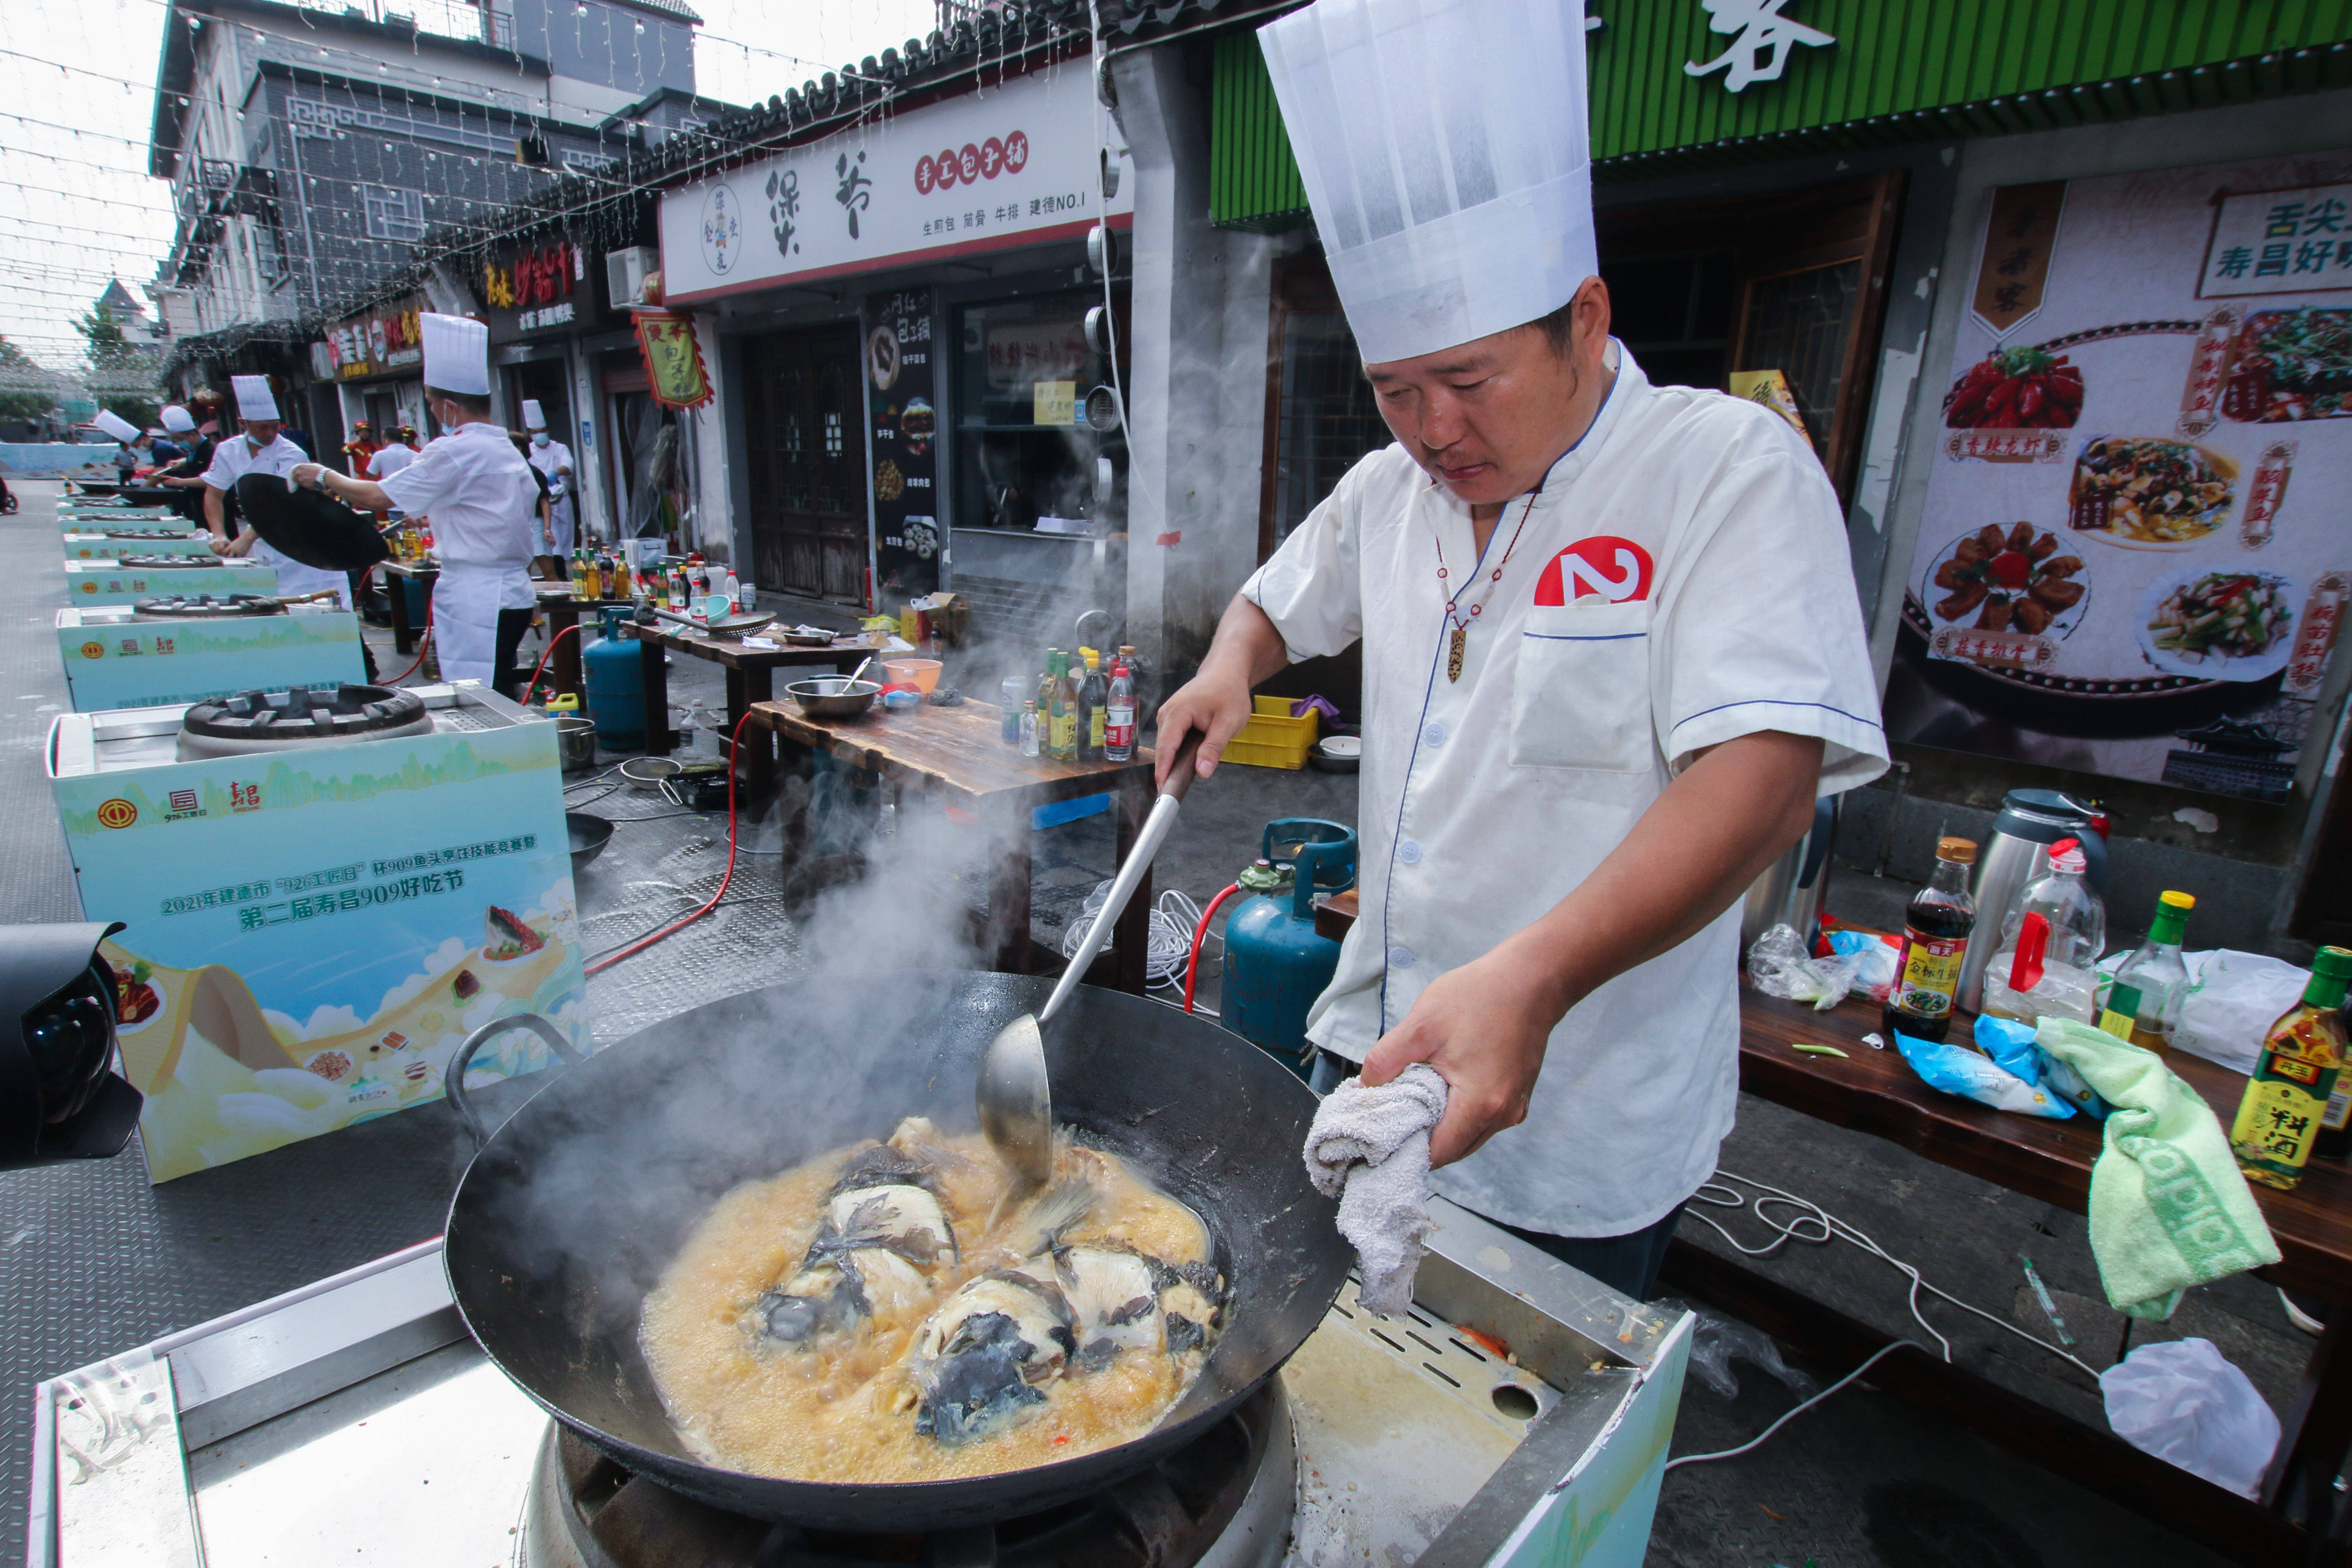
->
[1746, 924, 1858, 1011]
[1896, 1029, 2074, 1118]
[1666, 1302, 1816, 1402]
[2174, 951, 2311, 1074]
[1973, 1015, 2110, 1120]
[1825, 929, 1901, 1001]
[2100, 1338, 2280, 1498]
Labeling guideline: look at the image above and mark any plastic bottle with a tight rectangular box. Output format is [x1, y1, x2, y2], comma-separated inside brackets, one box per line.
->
[2231, 946, 2352, 1190]
[1080, 649, 1107, 759]
[668, 566, 687, 612]
[1978, 839, 2106, 1026]
[723, 568, 741, 613]
[1019, 699, 1040, 758]
[612, 553, 633, 602]
[1104, 657, 1136, 762]
[1000, 678, 1026, 744]
[686, 552, 707, 597]
[1884, 837, 1978, 1044]
[2111, 891, 2196, 1050]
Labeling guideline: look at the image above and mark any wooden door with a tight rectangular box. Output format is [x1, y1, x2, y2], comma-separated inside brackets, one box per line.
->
[742, 325, 867, 603]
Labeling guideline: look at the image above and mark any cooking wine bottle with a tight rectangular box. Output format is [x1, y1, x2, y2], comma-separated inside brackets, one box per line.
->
[1883, 837, 1978, 1044]
[1104, 657, 1136, 762]
[2231, 946, 2352, 1190]
[1081, 649, 1108, 759]
[2110, 891, 2195, 1050]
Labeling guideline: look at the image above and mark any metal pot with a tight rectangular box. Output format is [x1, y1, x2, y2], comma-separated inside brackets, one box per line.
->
[1741, 798, 1837, 953]
[439, 971, 1348, 1532]
[554, 714, 597, 771]
[784, 677, 880, 718]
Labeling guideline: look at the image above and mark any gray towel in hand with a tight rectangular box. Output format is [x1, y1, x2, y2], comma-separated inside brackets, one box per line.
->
[1302, 1063, 1449, 1318]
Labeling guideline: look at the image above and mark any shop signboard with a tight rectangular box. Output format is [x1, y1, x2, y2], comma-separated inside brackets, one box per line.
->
[866, 288, 939, 597]
[659, 65, 1133, 305]
[1887, 148, 2352, 804]
[322, 292, 430, 381]
[480, 238, 612, 340]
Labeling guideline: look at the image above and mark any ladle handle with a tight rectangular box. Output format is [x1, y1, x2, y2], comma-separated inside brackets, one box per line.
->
[444, 1012, 587, 1148]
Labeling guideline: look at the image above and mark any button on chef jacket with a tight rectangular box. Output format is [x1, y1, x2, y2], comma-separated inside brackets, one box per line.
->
[1242, 344, 1889, 1238]
[201, 433, 350, 606]
[379, 422, 541, 685]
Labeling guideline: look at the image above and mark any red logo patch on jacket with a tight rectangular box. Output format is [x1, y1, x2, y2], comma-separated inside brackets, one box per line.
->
[1533, 536, 1654, 605]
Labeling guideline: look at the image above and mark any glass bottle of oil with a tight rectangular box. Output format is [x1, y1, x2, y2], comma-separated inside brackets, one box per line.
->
[1047, 652, 1081, 762]
[2231, 946, 2352, 1191]
[1883, 837, 1977, 1044]
[2111, 891, 2196, 1050]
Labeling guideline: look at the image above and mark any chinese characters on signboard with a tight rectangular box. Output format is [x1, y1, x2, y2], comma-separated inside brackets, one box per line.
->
[867, 289, 939, 597]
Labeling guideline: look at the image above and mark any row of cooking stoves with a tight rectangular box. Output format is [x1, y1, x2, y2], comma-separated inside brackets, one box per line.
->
[31, 1201, 1688, 1568]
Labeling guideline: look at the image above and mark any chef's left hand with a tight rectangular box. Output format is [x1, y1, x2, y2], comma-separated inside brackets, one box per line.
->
[291, 463, 325, 491]
[1360, 951, 1565, 1167]
[221, 530, 258, 558]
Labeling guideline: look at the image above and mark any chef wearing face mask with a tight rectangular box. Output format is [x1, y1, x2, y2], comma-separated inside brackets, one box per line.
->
[202, 377, 350, 606]
[1153, 0, 1887, 1301]
[521, 400, 577, 560]
[292, 315, 539, 692]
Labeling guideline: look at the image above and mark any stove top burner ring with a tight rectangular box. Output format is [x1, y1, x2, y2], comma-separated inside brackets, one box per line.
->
[113, 553, 222, 569]
[521, 1378, 1292, 1568]
[180, 684, 433, 753]
[132, 593, 279, 618]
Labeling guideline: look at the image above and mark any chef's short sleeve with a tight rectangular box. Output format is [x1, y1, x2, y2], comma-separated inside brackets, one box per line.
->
[1651, 406, 1888, 793]
[378, 441, 457, 518]
[1240, 450, 1386, 662]
[199, 447, 236, 490]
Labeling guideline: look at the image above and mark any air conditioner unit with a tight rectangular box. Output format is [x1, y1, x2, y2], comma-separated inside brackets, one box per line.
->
[605, 245, 657, 308]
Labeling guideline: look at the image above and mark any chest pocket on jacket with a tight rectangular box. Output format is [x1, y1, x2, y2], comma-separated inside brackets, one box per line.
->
[1509, 600, 1655, 772]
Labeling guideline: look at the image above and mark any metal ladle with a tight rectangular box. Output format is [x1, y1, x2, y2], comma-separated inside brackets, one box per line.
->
[979, 729, 1205, 1200]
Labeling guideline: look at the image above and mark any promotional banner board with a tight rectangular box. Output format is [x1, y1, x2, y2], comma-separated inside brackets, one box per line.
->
[866, 288, 939, 598]
[1888, 149, 2352, 802]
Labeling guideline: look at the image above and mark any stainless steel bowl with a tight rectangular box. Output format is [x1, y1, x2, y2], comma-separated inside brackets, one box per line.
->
[784, 677, 881, 718]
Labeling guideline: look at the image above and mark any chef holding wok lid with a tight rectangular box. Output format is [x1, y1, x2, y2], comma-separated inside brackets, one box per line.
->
[201, 377, 352, 607]
[291, 314, 541, 693]
[1152, 0, 1888, 1300]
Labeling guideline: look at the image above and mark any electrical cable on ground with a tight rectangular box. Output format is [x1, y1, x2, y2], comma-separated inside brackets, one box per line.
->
[1058, 882, 1211, 989]
[1664, 1341, 1926, 1472]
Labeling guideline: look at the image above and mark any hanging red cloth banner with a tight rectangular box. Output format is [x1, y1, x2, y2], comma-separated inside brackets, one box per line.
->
[632, 309, 714, 410]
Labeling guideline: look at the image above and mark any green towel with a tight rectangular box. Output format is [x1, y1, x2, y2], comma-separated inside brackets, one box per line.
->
[2035, 1018, 2281, 1320]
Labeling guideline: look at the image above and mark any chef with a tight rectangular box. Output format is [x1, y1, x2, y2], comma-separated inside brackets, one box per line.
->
[201, 377, 350, 607]
[293, 314, 539, 693]
[1153, 0, 1887, 1301]
[89, 409, 141, 480]
[521, 399, 577, 561]
[151, 404, 213, 521]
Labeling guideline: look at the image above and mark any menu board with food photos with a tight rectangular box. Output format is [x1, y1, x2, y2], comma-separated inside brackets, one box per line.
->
[1886, 149, 2352, 803]
[866, 288, 940, 599]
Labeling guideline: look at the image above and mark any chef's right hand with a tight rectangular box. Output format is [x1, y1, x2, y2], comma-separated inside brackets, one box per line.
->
[1152, 662, 1254, 789]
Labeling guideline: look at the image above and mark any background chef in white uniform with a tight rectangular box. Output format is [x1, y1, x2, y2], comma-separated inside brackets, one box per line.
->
[201, 377, 350, 607]
[521, 399, 578, 561]
[1153, 0, 1890, 1301]
[292, 315, 540, 693]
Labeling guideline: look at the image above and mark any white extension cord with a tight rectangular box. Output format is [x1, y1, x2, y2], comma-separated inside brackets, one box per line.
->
[1061, 882, 1219, 992]
[1662, 1169, 2103, 1471]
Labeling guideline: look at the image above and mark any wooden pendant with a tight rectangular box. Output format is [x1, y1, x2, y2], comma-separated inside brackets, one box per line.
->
[1447, 625, 1467, 682]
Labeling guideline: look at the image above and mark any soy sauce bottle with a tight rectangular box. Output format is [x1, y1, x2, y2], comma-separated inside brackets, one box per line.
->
[1884, 837, 1979, 1044]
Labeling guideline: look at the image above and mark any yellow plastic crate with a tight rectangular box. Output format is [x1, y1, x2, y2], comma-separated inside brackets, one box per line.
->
[1222, 695, 1320, 769]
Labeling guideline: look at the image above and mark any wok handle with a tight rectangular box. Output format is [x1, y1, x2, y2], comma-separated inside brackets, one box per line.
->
[444, 1012, 586, 1149]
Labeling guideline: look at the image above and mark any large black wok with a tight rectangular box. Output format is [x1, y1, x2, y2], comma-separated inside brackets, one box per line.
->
[441, 971, 1348, 1531]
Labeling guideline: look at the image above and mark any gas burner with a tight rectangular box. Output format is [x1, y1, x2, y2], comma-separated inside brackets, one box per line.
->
[113, 553, 222, 569]
[520, 1380, 1292, 1568]
[132, 593, 279, 618]
[178, 684, 436, 758]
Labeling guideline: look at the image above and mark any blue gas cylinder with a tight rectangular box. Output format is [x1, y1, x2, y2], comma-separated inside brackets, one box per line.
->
[582, 608, 644, 749]
[1223, 819, 1357, 1079]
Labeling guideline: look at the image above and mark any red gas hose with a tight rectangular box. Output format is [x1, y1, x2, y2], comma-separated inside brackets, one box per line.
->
[1184, 883, 1243, 1014]
[583, 708, 753, 975]
[383, 598, 435, 684]
[518, 621, 582, 707]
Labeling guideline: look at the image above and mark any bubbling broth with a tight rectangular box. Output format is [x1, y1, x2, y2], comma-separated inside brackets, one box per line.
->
[639, 1117, 1226, 1482]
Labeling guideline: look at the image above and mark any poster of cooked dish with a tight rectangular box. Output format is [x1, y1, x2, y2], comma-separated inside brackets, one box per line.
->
[1888, 148, 2352, 802]
[50, 723, 587, 1182]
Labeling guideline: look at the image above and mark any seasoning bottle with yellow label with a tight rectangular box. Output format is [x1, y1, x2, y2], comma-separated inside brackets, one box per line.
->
[2231, 946, 2352, 1191]
[1883, 837, 1978, 1044]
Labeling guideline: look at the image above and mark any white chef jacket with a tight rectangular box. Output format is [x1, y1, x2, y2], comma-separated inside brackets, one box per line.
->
[528, 439, 576, 554]
[201, 433, 349, 607]
[378, 421, 540, 684]
[366, 443, 419, 481]
[1243, 345, 1888, 1237]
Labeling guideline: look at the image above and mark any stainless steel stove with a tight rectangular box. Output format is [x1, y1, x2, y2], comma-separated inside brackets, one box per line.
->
[31, 1202, 1689, 1568]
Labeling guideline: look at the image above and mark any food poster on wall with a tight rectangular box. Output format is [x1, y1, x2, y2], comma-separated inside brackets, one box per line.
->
[867, 288, 940, 599]
[52, 721, 587, 1182]
[1886, 151, 2352, 803]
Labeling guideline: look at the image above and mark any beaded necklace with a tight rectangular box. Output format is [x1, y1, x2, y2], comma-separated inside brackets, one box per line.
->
[1433, 489, 1540, 682]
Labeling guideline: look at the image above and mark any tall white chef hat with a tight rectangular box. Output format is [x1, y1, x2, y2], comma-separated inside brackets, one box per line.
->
[160, 404, 196, 433]
[231, 375, 280, 423]
[521, 398, 546, 429]
[1257, 0, 1598, 365]
[419, 312, 492, 397]
[91, 409, 140, 443]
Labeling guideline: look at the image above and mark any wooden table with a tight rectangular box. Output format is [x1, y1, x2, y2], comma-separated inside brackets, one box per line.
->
[1311, 889, 2350, 1562]
[376, 559, 437, 656]
[632, 620, 871, 775]
[746, 697, 1158, 991]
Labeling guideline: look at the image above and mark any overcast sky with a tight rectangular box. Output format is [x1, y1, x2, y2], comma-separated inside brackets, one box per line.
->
[0, 0, 939, 375]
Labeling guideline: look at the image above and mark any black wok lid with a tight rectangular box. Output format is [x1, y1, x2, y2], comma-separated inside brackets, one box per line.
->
[233, 472, 391, 571]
